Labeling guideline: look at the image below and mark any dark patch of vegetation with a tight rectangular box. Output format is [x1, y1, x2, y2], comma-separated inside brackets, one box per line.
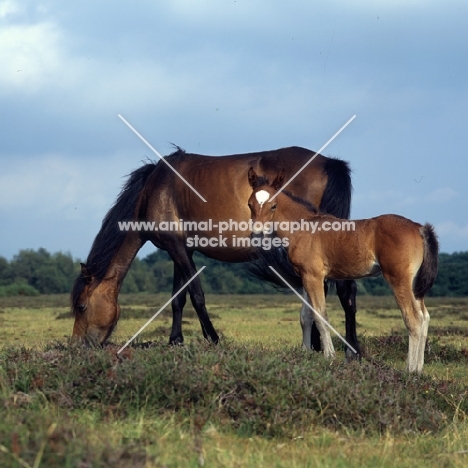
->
[0, 249, 74, 295]
[431, 326, 468, 338]
[0, 282, 40, 297]
[431, 252, 468, 297]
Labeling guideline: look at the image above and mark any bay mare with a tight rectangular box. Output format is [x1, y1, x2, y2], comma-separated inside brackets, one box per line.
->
[247, 168, 438, 373]
[71, 147, 360, 356]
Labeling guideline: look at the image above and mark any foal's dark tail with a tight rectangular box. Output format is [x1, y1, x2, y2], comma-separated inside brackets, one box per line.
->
[413, 223, 439, 299]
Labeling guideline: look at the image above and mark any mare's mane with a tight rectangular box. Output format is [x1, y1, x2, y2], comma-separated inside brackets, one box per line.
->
[71, 160, 160, 312]
[282, 190, 318, 215]
[254, 177, 319, 214]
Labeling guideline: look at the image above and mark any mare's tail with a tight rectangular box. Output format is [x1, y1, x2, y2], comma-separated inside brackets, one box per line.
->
[413, 223, 439, 299]
[247, 246, 303, 290]
[318, 157, 352, 218]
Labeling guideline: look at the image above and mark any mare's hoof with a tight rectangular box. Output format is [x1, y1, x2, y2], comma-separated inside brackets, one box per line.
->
[169, 337, 184, 346]
[345, 348, 361, 361]
[203, 333, 220, 345]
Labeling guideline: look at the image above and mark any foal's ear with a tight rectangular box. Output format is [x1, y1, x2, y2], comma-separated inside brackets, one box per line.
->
[272, 169, 286, 190]
[248, 167, 258, 187]
[80, 263, 92, 284]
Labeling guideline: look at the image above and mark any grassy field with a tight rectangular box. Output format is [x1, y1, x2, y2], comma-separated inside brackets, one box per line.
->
[1, 293, 468, 467]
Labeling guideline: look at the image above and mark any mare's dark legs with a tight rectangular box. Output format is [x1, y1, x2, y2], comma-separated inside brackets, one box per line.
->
[168, 247, 219, 345]
[309, 283, 327, 351]
[310, 322, 321, 351]
[302, 276, 335, 359]
[168, 263, 188, 345]
[309, 280, 361, 360]
[336, 280, 361, 359]
[186, 253, 219, 343]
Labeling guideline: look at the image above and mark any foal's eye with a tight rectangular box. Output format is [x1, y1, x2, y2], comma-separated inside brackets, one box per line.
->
[271, 204, 277, 211]
[77, 304, 87, 312]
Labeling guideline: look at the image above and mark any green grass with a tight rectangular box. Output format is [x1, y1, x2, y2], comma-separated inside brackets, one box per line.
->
[1, 294, 468, 467]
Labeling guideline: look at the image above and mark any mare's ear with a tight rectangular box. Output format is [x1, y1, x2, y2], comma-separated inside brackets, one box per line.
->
[80, 263, 92, 284]
[271, 169, 286, 190]
[248, 167, 258, 187]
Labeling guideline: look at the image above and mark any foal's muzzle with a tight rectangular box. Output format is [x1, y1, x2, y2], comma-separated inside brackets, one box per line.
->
[250, 231, 264, 239]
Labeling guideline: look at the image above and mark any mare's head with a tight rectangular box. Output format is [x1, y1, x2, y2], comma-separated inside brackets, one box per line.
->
[70, 162, 157, 346]
[71, 263, 121, 346]
[247, 167, 285, 234]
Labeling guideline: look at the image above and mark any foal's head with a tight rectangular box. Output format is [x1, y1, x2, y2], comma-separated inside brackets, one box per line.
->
[247, 167, 285, 234]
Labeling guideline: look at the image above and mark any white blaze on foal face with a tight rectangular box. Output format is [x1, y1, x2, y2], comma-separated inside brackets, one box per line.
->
[252, 189, 271, 234]
[255, 190, 270, 208]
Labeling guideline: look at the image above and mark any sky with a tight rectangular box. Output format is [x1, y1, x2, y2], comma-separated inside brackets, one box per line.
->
[1, 0, 467, 261]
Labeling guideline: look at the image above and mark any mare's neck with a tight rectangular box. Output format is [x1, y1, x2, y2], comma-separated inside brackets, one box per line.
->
[101, 232, 144, 294]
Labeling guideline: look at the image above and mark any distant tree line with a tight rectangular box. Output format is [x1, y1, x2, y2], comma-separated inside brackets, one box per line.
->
[0, 248, 467, 297]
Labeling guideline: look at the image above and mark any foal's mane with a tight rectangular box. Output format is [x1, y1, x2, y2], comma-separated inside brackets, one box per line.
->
[71, 160, 160, 312]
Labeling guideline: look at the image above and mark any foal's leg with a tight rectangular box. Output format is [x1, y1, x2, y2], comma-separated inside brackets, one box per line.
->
[392, 286, 426, 373]
[305, 282, 331, 351]
[336, 280, 361, 360]
[416, 298, 430, 372]
[303, 277, 335, 359]
[309, 283, 329, 351]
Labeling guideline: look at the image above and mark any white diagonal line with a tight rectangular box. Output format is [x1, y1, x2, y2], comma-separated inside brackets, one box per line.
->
[270, 114, 356, 201]
[118, 114, 207, 202]
[268, 266, 358, 355]
[117, 266, 206, 354]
